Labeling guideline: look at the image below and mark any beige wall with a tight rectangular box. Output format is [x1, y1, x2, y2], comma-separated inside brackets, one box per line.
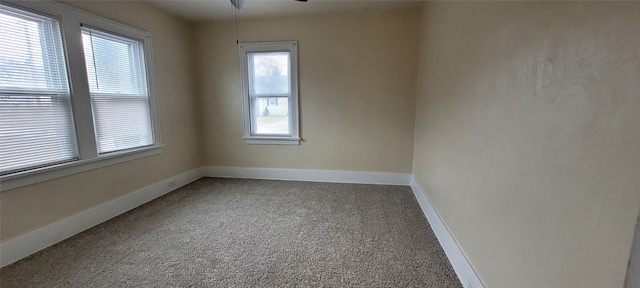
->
[195, 8, 420, 173]
[413, 2, 640, 287]
[6, 2, 638, 286]
[0, 1, 201, 242]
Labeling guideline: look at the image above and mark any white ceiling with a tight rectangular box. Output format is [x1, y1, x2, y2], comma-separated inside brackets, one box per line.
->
[147, 0, 423, 21]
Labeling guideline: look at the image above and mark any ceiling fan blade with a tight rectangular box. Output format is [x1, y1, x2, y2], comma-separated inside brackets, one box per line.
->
[232, 0, 306, 10]
[230, 0, 245, 10]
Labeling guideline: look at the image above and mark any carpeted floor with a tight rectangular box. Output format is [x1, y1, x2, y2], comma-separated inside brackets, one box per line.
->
[0, 178, 461, 287]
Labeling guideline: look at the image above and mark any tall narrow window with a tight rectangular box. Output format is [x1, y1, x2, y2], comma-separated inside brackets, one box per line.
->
[239, 42, 299, 145]
[0, 5, 78, 175]
[81, 26, 154, 154]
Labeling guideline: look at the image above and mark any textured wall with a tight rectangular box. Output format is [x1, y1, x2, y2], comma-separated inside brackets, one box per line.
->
[0, 1, 201, 242]
[195, 8, 420, 173]
[413, 2, 640, 287]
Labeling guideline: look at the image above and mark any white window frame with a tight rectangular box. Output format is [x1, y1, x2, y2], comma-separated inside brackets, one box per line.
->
[239, 41, 300, 145]
[0, 1, 162, 191]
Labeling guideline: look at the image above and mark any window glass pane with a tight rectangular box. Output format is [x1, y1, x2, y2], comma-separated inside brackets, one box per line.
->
[0, 5, 78, 175]
[0, 8, 68, 93]
[253, 97, 289, 135]
[81, 28, 148, 96]
[81, 27, 153, 154]
[249, 52, 290, 95]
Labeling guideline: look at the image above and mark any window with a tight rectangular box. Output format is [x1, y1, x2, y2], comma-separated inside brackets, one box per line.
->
[239, 42, 300, 145]
[0, 5, 78, 175]
[81, 27, 154, 154]
[0, 2, 160, 190]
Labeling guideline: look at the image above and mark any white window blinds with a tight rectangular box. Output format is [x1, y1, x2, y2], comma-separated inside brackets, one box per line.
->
[0, 5, 78, 175]
[81, 26, 154, 154]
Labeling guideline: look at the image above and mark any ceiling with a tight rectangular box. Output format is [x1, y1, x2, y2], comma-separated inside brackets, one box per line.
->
[146, 0, 423, 21]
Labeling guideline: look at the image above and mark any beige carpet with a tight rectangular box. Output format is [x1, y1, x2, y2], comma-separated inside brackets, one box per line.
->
[0, 178, 461, 287]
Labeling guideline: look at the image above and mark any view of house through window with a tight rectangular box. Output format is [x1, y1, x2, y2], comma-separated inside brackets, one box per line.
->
[240, 41, 299, 144]
[250, 52, 291, 135]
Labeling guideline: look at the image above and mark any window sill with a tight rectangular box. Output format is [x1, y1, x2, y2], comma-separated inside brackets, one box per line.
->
[0, 145, 163, 191]
[243, 137, 300, 145]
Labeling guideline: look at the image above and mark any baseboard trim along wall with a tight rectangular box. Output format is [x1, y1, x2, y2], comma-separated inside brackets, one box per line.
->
[202, 166, 411, 186]
[2, 166, 476, 288]
[0, 168, 203, 268]
[1, 167, 409, 268]
[410, 176, 485, 288]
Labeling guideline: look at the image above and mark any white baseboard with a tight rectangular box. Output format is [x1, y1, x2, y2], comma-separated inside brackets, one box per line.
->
[3, 165, 474, 288]
[1, 166, 408, 268]
[0, 168, 203, 268]
[410, 176, 484, 288]
[202, 166, 411, 186]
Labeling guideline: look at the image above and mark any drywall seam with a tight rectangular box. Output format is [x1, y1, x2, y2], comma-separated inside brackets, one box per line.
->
[0, 168, 204, 268]
[410, 176, 485, 288]
[202, 166, 411, 186]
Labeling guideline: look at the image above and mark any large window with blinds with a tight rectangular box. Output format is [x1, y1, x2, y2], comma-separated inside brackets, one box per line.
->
[0, 5, 78, 175]
[0, 2, 160, 189]
[81, 27, 154, 154]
